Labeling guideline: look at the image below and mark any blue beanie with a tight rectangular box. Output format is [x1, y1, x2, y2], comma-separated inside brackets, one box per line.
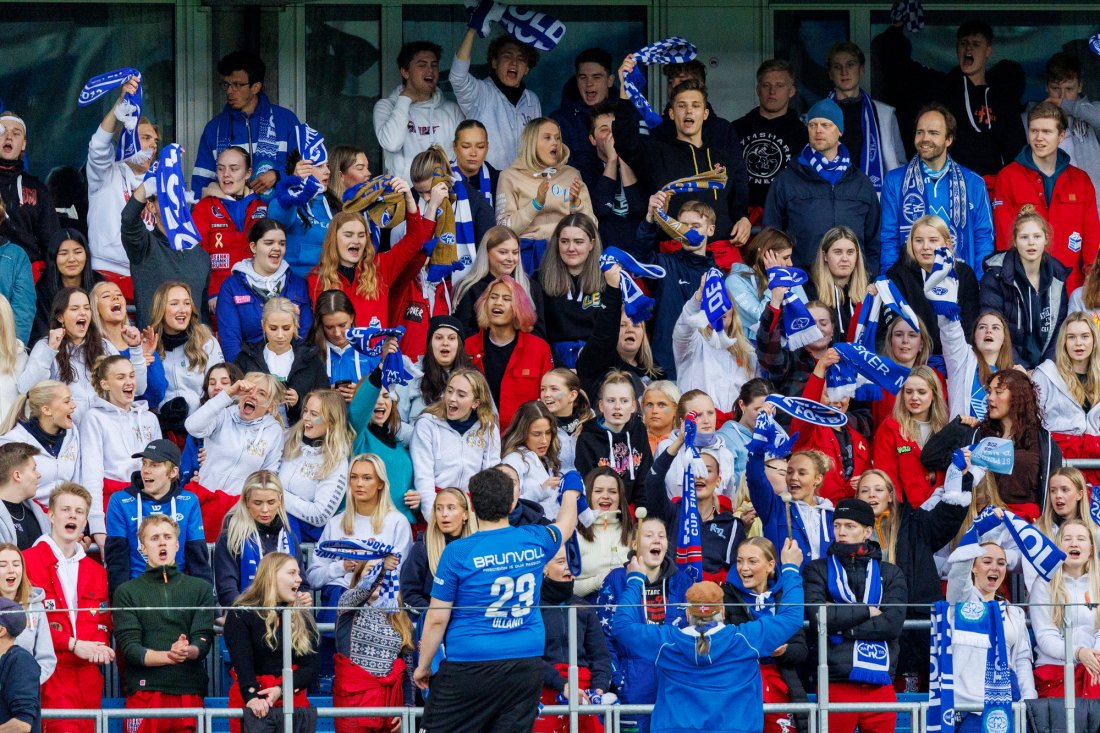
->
[806, 98, 844, 134]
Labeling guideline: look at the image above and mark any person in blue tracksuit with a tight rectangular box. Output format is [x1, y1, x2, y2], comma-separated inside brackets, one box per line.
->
[610, 539, 804, 733]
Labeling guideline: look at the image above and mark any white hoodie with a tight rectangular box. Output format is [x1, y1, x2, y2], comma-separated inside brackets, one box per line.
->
[1032, 359, 1100, 436]
[279, 444, 349, 529]
[1029, 572, 1100, 668]
[939, 313, 984, 420]
[502, 448, 558, 519]
[18, 339, 148, 423]
[305, 509, 412, 590]
[161, 338, 224, 413]
[0, 423, 80, 507]
[86, 127, 150, 275]
[0, 347, 28, 424]
[79, 396, 161, 534]
[410, 412, 500, 520]
[671, 298, 754, 413]
[449, 56, 541, 171]
[183, 391, 284, 494]
[373, 85, 464, 181]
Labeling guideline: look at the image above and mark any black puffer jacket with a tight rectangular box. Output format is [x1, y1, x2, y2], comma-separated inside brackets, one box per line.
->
[885, 255, 980, 356]
[979, 248, 1069, 369]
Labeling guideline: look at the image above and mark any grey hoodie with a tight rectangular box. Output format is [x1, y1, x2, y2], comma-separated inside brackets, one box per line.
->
[16, 587, 56, 683]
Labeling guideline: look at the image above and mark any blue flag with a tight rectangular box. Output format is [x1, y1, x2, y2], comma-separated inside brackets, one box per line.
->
[701, 268, 732, 330]
[295, 124, 328, 164]
[833, 342, 910, 396]
[155, 144, 202, 252]
[465, 0, 567, 51]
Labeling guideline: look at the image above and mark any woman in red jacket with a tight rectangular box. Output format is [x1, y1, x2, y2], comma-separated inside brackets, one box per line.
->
[307, 189, 438, 328]
[465, 275, 553, 431]
[872, 366, 949, 508]
[192, 146, 268, 300]
[792, 349, 870, 504]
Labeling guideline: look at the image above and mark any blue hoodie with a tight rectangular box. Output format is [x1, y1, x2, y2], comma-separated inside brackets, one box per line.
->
[611, 563, 804, 733]
[266, 186, 334, 279]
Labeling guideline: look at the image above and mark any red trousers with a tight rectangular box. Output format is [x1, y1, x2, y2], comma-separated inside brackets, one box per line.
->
[1035, 663, 1100, 699]
[103, 478, 131, 512]
[125, 691, 204, 733]
[761, 664, 795, 733]
[186, 482, 240, 541]
[42, 659, 103, 733]
[332, 653, 405, 733]
[532, 664, 603, 733]
[229, 670, 310, 733]
[827, 681, 897, 733]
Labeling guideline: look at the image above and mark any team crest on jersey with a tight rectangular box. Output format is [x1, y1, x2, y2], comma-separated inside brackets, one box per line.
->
[211, 207, 225, 219]
[581, 292, 603, 310]
[50, 622, 62, 632]
[1069, 232, 1083, 253]
[300, 462, 324, 480]
[465, 432, 487, 450]
[60, 444, 77, 462]
[251, 206, 269, 219]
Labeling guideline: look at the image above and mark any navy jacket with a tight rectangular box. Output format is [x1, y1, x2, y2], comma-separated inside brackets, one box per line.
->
[214, 268, 313, 361]
[764, 160, 882, 275]
[0, 645, 39, 733]
[979, 249, 1069, 369]
[541, 594, 612, 692]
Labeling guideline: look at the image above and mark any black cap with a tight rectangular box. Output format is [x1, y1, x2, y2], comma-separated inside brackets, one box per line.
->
[0, 598, 27, 638]
[834, 498, 875, 528]
[131, 439, 182, 467]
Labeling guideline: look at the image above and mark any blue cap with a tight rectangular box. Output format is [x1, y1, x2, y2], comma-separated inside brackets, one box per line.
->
[806, 98, 844, 134]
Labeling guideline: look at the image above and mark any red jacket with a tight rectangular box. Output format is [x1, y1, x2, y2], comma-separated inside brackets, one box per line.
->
[870, 370, 948, 433]
[192, 196, 268, 295]
[791, 373, 870, 505]
[992, 159, 1100, 291]
[466, 330, 553, 431]
[308, 212, 433, 328]
[23, 541, 111, 663]
[392, 277, 453, 362]
[871, 417, 945, 508]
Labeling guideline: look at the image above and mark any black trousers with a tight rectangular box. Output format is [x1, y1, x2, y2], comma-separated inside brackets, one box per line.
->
[419, 657, 543, 733]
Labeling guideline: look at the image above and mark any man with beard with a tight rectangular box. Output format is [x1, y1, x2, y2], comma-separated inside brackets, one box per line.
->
[0, 112, 58, 273]
[880, 103, 993, 277]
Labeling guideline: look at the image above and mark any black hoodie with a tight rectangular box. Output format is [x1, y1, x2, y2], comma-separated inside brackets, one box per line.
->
[31, 229, 104, 343]
[575, 414, 652, 506]
[0, 160, 58, 264]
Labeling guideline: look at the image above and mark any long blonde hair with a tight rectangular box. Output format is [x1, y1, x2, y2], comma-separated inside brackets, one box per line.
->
[1055, 312, 1100, 409]
[905, 215, 955, 264]
[234, 552, 318, 656]
[0, 381, 68, 434]
[149, 282, 215, 374]
[314, 212, 379, 299]
[856, 470, 899, 563]
[892, 365, 948, 446]
[1048, 519, 1100, 631]
[225, 471, 293, 557]
[282, 389, 354, 478]
[1037, 467, 1100, 541]
[426, 487, 477, 574]
[705, 304, 755, 370]
[811, 226, 869, 309]
[514, 117, 570, 172]
[422, 369, 499, 440]
[452, 226, 532, 305]
[342, 454, 396, 536]
[0, 296, 24, 375]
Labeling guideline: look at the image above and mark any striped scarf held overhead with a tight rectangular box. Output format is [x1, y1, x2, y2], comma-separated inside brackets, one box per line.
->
[343, 175, 407, 246]
[651, 167, 727, 248]
[624, 37, 698, 129]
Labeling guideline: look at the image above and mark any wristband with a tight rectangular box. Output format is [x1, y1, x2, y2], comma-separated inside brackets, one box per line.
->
[532, 198, 544, 211]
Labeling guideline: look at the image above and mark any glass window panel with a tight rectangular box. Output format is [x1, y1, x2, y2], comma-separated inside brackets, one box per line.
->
[773, 9, 849, 112]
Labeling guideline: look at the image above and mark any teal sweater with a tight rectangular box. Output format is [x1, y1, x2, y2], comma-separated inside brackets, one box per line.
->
[349, 371, 416, 523]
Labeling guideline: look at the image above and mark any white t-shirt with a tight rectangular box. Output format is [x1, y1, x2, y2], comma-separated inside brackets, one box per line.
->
[263, 347, 294, 380]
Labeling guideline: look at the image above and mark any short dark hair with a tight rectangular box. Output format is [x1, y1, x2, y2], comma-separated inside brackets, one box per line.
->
[663, 59, 705, 82]
[217, 51, 266, 86]
[756, 59, 795, 85]
[670, 78, 708, 105]
[488, 36, 539, 70]
[468, 468, 515, 522]
[587, 100, 617, 135]
[574, 47, 613, 74]
[398, 41, 443, 69]
[915, 102, 958, 141]
[0, 443, 38, 486]
[956, 20, 993, 45]
[1046, 52, 1081, 84]
[826, 41, 865, 68]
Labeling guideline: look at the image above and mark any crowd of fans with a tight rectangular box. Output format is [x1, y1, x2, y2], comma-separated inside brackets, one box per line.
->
[1, 5, 1100, 733]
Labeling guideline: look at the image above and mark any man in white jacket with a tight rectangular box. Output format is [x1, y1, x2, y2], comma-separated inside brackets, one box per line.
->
[373, 41, 464, 181]
[450, 27, 541, 171]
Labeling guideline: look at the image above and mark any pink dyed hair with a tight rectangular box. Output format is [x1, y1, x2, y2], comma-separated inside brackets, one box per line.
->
[475, 275, 537, 333]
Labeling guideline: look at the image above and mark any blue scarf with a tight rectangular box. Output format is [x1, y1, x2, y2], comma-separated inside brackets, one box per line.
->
[347, 322, 412, 388]
[701, 267, 732, 330]
[556, 470, 596, 527]
[1092, 34, 1100, 57]
[675, 415, 704, 583]
[766, 267, 809, 289]
[968, 437, 1014, 474]
[624, 37, 698, 129]
[898, 156, 968, 239]
[274, 173, 324, 209]
[798, 143, 851, 186]
[155, 144, 203, 251]
[240, 523, 296, 591]
[1002, 511, 1065, 582]
[724, 571, 775, 619]
[1090, 485, 1100, 527]
[891, 0, 925, 31]
[952, 600, 1015, 733]
[600, 247, 666, 324]
[452, 159, 493, 208]
[833, 342, 910, 396]
[448, 178, 478, 281]
[465, 0, 567, 51]
[295, 124, 328, 164]
[218, 96, 281, 175]
[849, 277, 921, 352]
[78, 67, 143, 162]
[827, 553, 891, 684]
[745, 410, 798, 458]
[928, 601, 956, 733]
[781, 289, 823, 350]
[828, 90, 884, 192]
[925, 247, 962, 321]
[765, 394, 848, 428]
[320, 539, 401, 610]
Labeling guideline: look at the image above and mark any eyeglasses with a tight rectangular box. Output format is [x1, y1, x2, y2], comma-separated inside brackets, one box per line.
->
[765, 463, 787, 476]
[220, 81, 252, 91]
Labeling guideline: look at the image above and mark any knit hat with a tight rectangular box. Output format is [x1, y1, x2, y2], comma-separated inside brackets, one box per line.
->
[806, 98, 844, 134]
[834, 498, 875, 527]
[685, 581, 724, 618]
[427, 315, 464, 343]
[0, 598, 27, 638]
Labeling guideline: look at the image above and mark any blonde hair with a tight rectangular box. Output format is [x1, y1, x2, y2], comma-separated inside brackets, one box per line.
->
[1037, 467, 1100, 540]
[892, 365, 948, 446]
[149, 282, 215, 375]
[422, 369, 499, 440]
[242, 372, 287, 426]
[282, 390, 354, 477]
[225, 471, 292, 557]
[514, 117, 570, 172]
[856, 469, 899, 563]
[1055, 313, 1100, 409]
[452, 226, 532, 306]
[234, 552, 318, 656]
[811, 227, 869, 308]
[0, 381, 68, 434]
[953, 472, 1007, 548]
[905, 215, 954, 264]
[1048, 520, 1100, 631]
[261, 297, 300, 339]
[426, 487, 477, 574]
[343, 454, 397, 536]
[704, 304, 755, 370]
[0, 296, 22, 376]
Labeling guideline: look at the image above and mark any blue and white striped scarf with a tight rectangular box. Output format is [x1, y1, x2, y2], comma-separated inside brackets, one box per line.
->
[828, 553, 891, 685]
[347, 321, 412, 388]
[600, 247, 666, 323]
[465, 0, 567, 51]
[446, 177, 478, 283]
[154, 144, 203, 251]
[899, 156, 968, 237]
[624, 37, 698, 129]
[318, 538, 402, 610]
[828, 90, 883, 192]
[891, 0, 925, 32]
[78, 67, 144, 163]
[451, 159, 493, 208]
[798, 143, 851, 186]
[928, 601, 956, 733]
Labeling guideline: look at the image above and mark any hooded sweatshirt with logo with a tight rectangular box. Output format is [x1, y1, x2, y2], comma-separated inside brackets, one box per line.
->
[575, 414, 652, 506]
[373, 85, 464, 181]
[182, 390, 285, 493]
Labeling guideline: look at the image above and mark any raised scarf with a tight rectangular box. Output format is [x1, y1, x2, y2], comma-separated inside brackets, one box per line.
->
[651, 167, 727, 247]
[828, 91, 884, 192]
[624, 37, 698, 128]
[343, 176, 406, 247]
